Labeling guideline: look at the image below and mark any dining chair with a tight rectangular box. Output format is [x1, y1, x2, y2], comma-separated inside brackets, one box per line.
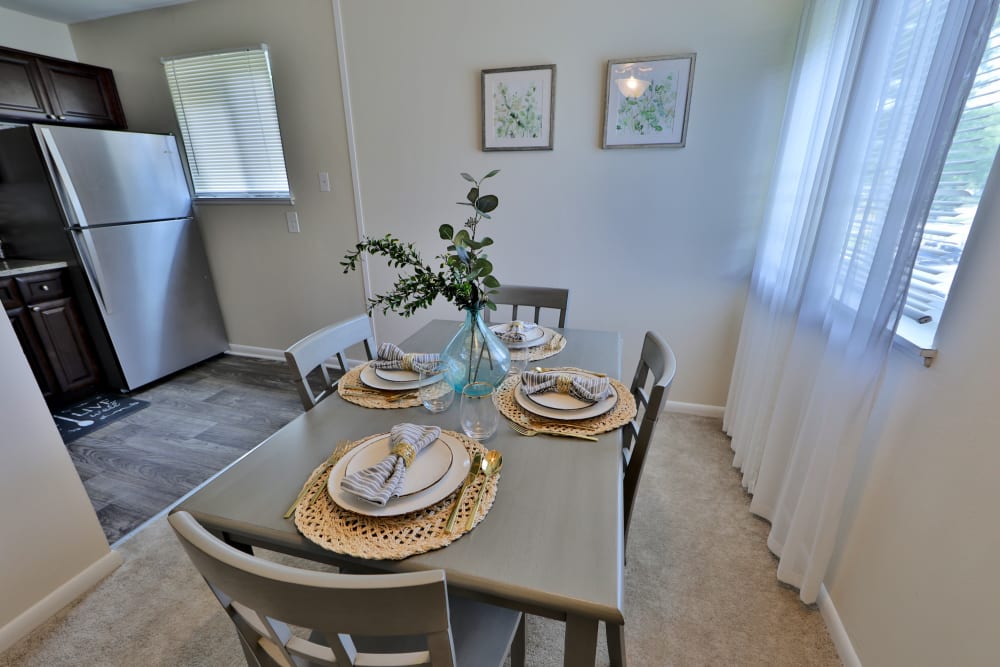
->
[169, 511, 525, 667]
[284, 314, 376, 411]
[606, 330, 677, 667]
[484, 285, 569, 327]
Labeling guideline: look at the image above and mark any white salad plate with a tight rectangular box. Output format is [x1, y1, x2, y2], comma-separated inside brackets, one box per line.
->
[515, 382, 617, 421]
[361, 364, 439, 390]
[343, 434, 453, 497]
[328, 432, 471, 517]
[495, 326, 556, 350]
[490, 322, 545, 344]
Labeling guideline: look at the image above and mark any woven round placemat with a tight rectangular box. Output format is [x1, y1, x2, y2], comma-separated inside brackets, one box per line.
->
[508, 329, 566, 362]
[493, 373, 637, 436]
[293, 431, 497, 560]
[337, 363, 423, 409]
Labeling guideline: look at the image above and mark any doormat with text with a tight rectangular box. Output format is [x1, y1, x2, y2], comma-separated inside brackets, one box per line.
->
[53, 393, 150, 444]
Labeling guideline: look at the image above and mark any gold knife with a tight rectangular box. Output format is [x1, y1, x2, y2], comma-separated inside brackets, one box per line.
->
[445, 451, 483, 532]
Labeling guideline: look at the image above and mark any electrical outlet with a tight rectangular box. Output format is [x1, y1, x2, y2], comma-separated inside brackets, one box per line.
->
[319, 172, 331, 192]
[286, 212, 300, 233]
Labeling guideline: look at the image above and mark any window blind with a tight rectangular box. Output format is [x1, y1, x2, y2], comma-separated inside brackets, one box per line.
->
[162, 45, 291, 200]
[901, 13, 1000, 327]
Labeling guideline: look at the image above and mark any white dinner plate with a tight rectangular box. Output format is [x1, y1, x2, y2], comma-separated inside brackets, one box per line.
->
[515, 382, 618, 421]
[328, 432, 471, 517]
[498, 326, 556, 350]
[374, 367, 420, 383]
[343, 434, 454, 497]
[489, 322, 545, 344]
[360, 364, 440, 390]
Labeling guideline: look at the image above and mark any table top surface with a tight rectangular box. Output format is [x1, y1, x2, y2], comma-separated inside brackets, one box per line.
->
[177, 319, 625, 623]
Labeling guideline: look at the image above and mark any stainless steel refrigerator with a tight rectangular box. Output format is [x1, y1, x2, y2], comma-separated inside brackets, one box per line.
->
[0, 124, 228, 391]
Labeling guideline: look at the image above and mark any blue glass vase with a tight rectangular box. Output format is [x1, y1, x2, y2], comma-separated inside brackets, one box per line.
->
[441, 306, 511, 392]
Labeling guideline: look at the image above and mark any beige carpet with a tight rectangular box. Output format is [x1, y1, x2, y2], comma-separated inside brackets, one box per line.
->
[0, 414, 841, 666]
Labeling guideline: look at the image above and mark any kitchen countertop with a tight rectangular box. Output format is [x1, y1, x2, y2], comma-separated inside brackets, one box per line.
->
[0, 259, 69, 278]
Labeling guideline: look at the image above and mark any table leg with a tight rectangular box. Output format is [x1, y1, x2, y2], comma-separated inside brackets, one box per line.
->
[564, 614, 599, 666]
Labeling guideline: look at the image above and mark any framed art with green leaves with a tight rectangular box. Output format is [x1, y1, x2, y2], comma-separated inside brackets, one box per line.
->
[482, 64, 555, 151]
[602, 53, 695, 149]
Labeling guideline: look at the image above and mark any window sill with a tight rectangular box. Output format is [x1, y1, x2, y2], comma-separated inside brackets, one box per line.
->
[194, 196, 294, 205]
[893, 317, 937, 367]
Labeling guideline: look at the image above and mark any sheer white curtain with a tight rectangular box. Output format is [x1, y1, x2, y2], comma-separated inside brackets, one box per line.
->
[724, 0, 997, 604]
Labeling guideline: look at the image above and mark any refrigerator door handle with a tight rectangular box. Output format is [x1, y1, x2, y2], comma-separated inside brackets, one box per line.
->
[37, 127, 90, 229]
[71, 229, 112, 315]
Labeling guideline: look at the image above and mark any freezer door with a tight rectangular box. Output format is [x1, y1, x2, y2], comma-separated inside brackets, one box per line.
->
[37, 125, 191, 226]
[70, 218, 227, 390]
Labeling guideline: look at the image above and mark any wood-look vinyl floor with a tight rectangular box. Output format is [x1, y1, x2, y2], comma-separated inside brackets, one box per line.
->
[66, 354, 304, 544]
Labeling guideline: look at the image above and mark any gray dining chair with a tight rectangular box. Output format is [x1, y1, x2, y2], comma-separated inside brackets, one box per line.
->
[284, 314, 376, 411]
[169, 511, 525, 667]
[606, 330, 677, 667]
[484, 285, 569, 327]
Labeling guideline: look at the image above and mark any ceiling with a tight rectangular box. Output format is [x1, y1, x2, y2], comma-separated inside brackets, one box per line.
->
[0, 0, 193, 24]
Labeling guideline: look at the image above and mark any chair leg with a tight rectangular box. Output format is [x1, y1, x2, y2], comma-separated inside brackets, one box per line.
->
[606, 621, 626, 667]
[510, 613, 526, 667]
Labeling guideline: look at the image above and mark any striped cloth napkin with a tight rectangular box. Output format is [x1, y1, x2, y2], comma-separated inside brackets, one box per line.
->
[493, 320, 540, 343]
[369, 343, 439, 373]
[340, 423, 442, 505]
[521, 370, 612, 403]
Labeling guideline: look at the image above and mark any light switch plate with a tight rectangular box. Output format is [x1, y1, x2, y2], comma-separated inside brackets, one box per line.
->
[286, 212, 300, 233]
[319, 172, 331, 192]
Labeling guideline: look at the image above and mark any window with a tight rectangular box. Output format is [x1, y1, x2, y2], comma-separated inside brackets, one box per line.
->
[896, 9, 1000, 356]
[162, 45, 292, 202]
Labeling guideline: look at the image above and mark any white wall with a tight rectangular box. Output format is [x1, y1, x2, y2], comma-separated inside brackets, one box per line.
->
[0, 314, 116, 650]
[825, 160, 1000, 664]
[339, 0, 803, 406]
[68, 0, 367, 354]
[0, 7, 76, 60]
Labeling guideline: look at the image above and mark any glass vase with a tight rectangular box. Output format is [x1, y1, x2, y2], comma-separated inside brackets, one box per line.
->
[441, 306, 511, 392]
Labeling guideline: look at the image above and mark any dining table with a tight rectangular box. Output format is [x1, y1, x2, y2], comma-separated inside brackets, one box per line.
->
[174, 319, 626, 666]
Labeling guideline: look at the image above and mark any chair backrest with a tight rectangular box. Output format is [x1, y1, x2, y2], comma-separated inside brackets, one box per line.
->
[622, 331, 677, 549]
[284, 314, 376, 411]
[484, 285, 569, 327]
[169, 511, 458, 667]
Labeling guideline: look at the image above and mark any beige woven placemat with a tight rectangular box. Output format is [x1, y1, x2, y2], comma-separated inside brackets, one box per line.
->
[337, 363, 423, 409]
[508, 329, 566, 362]
[493, 373, 637, 436]
[293, 431, 497, 560]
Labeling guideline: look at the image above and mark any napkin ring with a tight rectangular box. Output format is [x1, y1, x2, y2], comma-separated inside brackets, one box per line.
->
[391, 441, 417, 467]
[556, 374, 574, 394]
[401, 353, 416, 372]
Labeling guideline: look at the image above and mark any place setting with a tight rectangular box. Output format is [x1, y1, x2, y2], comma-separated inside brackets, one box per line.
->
[288, 422, 502, 560]
[337, 343, 452, 410]
[494, 366, 637, 439]
[490, 320, 567, 362]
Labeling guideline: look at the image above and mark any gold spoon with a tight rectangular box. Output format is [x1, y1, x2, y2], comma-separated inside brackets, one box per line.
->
[466, 450, 502, 531]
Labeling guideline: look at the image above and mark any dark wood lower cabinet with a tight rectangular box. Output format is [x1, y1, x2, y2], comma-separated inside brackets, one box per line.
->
[3, 270, 101, 404]
[28, 296, 100, 394]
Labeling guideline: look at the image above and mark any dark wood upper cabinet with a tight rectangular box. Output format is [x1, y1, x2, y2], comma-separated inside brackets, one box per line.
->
[0, 46, 127, 129]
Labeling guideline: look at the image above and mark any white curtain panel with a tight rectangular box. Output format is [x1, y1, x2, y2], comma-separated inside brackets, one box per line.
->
[724, 0, 998, 604]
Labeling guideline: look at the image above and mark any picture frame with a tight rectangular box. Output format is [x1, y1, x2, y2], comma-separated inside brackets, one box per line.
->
[602, 53, 696, 149]
[482, 64, 555, 151]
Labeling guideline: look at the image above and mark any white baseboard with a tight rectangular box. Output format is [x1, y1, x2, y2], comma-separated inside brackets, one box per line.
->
[0, 550, 123, 653]
[818, 584, 861, 667]
[664, 400, 725, 418]
[226, 344, 285, 361]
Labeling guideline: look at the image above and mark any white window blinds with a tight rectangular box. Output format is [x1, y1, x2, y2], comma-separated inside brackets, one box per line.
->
[900, 11, 1000, 331]
[162, 45, 291, 201]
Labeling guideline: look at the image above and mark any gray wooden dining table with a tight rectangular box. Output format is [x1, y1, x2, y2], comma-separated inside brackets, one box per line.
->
[175, 319, 625, 666]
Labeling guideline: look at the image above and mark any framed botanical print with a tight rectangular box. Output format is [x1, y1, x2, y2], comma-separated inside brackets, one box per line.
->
[482, 64, 555, 151]
[602, 53, 696, 148]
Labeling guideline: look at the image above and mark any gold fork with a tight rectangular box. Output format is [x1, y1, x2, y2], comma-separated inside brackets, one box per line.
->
[508, 421, 599, 441]
[283, 439, 352, 518]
